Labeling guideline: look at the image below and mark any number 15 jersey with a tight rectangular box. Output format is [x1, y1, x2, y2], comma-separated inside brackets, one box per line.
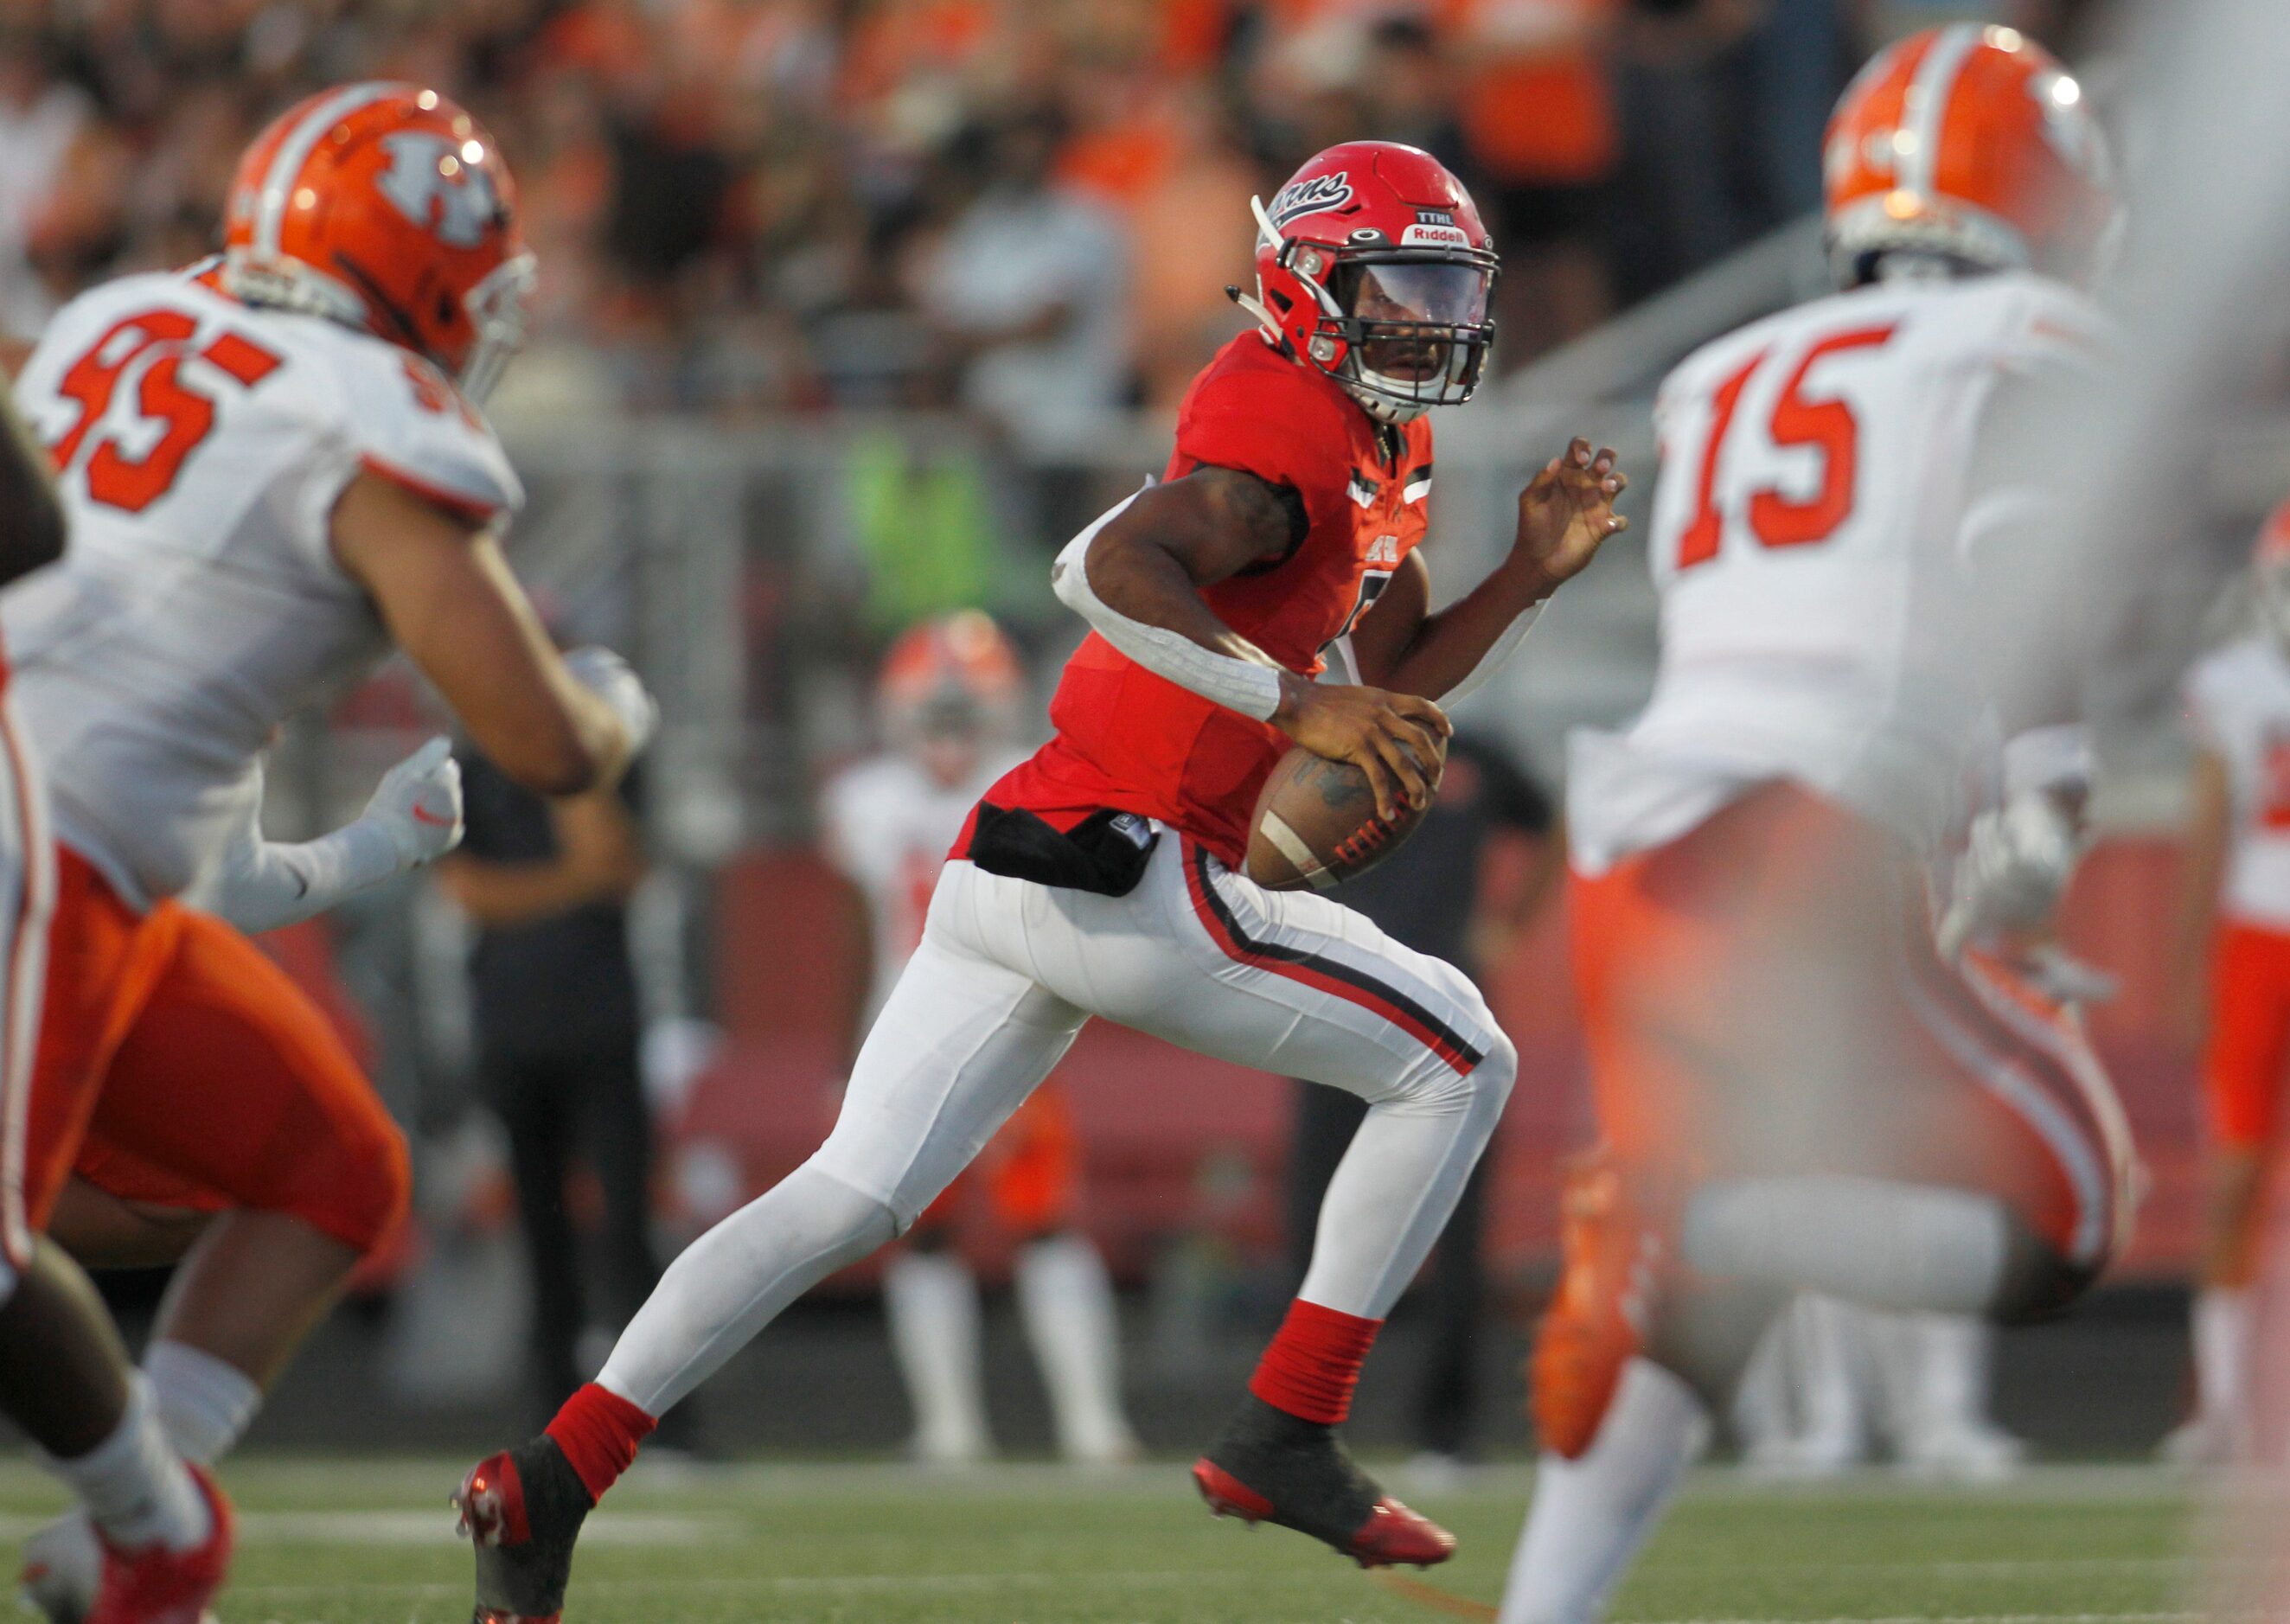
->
[3, 265, 522, 909]
[1568, 270, 2101, 874]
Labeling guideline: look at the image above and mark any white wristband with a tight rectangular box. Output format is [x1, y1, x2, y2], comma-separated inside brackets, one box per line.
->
[1441, 601, 1544, 704]
[1052, 494, 1285, 722]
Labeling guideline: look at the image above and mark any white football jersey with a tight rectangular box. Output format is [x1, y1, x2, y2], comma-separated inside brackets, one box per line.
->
[2184, 636, 2290, 933]
[3, 267, 521, 907]
[1569, 271, 2101, 873]
[820, 746, 1028, 1019]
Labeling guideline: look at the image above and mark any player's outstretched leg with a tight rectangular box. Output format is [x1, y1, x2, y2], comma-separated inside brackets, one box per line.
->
[454, 925, 1082, 1620]
[451, 1162, 890, 1622]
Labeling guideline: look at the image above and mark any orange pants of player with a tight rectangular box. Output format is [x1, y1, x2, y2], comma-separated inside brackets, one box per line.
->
[2204, 919, 2290, 1151]
[1571, 782, 2130, 1308]
[911, 1084, 1080, 1240]
[19, 849, 408, 1252]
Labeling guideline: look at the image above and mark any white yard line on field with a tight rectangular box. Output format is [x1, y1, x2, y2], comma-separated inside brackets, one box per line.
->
[0, 1510, 725, 1546]
[229, 1568, 1209, 1597]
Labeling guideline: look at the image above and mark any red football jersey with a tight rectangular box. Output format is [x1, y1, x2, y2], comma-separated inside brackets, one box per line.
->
[977, 332, 1434, 867]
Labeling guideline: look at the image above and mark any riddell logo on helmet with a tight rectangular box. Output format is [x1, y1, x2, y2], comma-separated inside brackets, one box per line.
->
[1402, 223, 1468, 248]
[375, 131, 502, 250]
[1270, 173, 1353, 228]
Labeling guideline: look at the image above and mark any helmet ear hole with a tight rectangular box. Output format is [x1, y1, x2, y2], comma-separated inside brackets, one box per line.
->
[437, 291, 457, 326]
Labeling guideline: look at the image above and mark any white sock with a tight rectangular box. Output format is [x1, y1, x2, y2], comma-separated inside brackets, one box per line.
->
[144, 1340, 261, 1466]
[1500, 1359, 1707, 1624]
[1793, 1296, 1869, 1450]
[2195, 1287, 2252, 1428]
[1683, 1177, 2008, 1313]
[1730, 1313, 1791, 1452]
[42, 1376, 211, 1553]
[884, 1249, 991, 1461]
[1014, 1232, 1136, 1463]
[1911, 1313, 1994, 1439]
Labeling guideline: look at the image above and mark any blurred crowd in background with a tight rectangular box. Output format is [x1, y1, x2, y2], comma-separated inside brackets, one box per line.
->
[0, 0, 2107, 436]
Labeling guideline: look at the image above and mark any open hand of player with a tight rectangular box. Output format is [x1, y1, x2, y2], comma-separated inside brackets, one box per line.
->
[1273, 678, 1452, 822]
[1513, 438, 1628, 595]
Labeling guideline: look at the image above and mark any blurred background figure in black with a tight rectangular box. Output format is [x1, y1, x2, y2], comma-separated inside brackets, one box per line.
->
[437, 751, 666, 1435]
[1285, 732, 1558, 1487]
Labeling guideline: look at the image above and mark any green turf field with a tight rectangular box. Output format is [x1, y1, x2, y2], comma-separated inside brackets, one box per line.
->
[0, 1459, 2197, 1623]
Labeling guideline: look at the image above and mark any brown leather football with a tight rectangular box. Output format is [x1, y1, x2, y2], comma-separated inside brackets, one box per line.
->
[1244, 738, 1446, 892]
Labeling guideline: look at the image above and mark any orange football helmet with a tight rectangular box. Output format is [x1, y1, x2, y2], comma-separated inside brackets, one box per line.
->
[1823, 25, 2117, 287]
[878, 611, 1025, 744]
[221, 83, 534, 400]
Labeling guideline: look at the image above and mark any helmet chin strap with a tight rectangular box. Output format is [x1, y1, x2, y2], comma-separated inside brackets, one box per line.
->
[1346, 383, 1425, 425]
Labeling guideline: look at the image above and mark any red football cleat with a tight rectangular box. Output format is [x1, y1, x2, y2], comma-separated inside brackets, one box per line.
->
[454, 1437, 592, 1624]
[84, 1463, 233, 1624]
[1193, 1397, 1455, 1570]
[1532, 1152, 1665, 1459]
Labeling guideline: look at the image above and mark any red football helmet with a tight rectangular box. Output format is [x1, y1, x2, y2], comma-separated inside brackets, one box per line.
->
[1823, 25, 2117, 287]
[1234, 141, 1498, 425]
[221, 83, 534, 400]
[877, 611, 1025, 747]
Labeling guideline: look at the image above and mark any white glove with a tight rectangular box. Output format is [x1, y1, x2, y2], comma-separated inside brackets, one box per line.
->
[363, 734, 464, 868]
[564, 645, 659, 758]
[1938, 790, 2081, 960]
[196, 737, 464, 934]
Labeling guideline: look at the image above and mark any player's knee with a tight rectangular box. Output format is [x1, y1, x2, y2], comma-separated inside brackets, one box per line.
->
[1474, 1026, 1519, 1113]
[787, 1160, 902, 1257]
[1438, 1023, 1516, 1133]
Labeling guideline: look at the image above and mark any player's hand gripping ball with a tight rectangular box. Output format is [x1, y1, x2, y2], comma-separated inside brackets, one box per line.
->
[1245, 725, 1449, 892]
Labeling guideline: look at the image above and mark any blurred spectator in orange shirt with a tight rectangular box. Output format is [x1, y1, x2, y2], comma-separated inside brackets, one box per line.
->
[1118, 88, 1257, 412]
[1441, 0, 1620, 359]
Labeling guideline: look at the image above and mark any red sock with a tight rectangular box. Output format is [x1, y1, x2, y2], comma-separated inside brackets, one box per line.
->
[545, 1383, 656, 1503]
[1249, 1299, 1382, 1425]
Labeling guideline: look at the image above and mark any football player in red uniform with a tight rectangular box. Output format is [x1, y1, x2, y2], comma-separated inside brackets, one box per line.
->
[457, 140, 1625, 1620]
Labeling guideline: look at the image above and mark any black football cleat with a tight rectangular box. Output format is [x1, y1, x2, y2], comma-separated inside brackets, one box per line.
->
[453, 1437, 592, 1623]
[1192, 1396, 1456, 1569]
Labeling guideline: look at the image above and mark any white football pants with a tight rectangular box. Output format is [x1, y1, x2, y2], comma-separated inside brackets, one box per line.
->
[599, 834, 1515, 1416]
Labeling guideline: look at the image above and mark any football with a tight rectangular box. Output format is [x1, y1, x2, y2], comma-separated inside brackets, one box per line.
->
[1244, 737, 1447, 891]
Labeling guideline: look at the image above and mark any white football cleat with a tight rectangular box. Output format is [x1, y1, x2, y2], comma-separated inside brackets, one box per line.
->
[2158, 1411, 2244, 1468]
[19, 1512, 100, 1624]
[1898, 1422, 2027, 1483]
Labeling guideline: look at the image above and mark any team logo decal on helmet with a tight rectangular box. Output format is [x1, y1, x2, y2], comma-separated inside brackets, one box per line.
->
[375, 131, 507, 251]
[1269, 173, 1354, 229]
[1231, 141, 1499, 425]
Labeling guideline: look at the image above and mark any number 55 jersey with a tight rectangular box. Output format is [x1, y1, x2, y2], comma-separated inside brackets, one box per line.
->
[3, 265, 521, 909]
[1568, 270, 2101, 874]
